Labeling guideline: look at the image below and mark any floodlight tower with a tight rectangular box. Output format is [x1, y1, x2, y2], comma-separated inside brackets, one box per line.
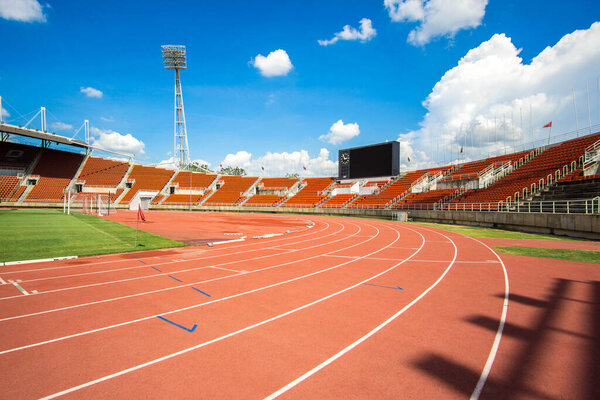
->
[162, 45, 191, 168]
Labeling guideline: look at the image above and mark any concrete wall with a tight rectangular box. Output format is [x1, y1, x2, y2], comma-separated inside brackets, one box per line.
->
[408, 209, 600, 240]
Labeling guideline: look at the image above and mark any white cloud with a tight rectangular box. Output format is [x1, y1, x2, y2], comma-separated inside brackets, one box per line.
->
[319, 120, 360, 145]
[318, 18, 377, 46]
[0, 0, 46, 22]
[80, 86, 103, 98]
[50, 122, 73, 131]
[252, 49, 293, 77]
[220, 148, 337, 177]
[384, 0, 488, 46]
[90, 127, 145, 155]
[398, 22, 600, 167]
[157, 157, 211, 170]
[100, 116, 114, 122]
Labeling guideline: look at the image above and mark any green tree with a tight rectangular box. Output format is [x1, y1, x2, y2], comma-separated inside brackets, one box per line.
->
[186, 162, 213, 173]
[286, 173, 300, 178]
[218, 166, 246, 176]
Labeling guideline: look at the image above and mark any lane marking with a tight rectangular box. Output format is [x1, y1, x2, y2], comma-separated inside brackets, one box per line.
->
[0, 222, 365, 324]
[138, 260, 147, 265]
[191, 287, 211, 297]
[264, 228, 457, 399]
[0, 276, 6, 285]
[0, 221, 352, 301]
[11, 282, 29, 296]
[151, 267, 162, 273]
[0, 220, 330, 276]
[167, 275, 183, 283]
[39, 223, 424, 399]
[362, 283, 402, 290]
[156, 316, 197, 333]
[209, 266, 245, 273]
[0, 221, 388, 355]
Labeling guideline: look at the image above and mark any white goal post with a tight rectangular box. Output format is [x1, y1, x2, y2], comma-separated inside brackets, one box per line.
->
[64, 191, 117, 216]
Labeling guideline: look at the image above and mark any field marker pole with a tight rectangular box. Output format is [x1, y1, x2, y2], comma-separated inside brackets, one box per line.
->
[135, 209, 139, 248]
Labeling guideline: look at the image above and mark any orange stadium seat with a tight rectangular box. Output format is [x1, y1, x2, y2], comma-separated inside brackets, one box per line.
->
[281, 177, 335, 207]
[203, 175, 258, 206]
[119, 165, 175, 204]
[25, 149, 84, 202]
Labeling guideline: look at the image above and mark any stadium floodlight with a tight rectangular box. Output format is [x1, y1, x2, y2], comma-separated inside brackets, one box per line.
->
[162, 45, 190, 169]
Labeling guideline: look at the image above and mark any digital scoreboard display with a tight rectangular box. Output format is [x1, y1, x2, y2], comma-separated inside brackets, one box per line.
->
[338, 141, 399, 179]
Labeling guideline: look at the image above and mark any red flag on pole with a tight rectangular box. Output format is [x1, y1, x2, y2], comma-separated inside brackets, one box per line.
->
[138, 204, 146, 222]
[543, 121, 552, 128]
[303, 166, 307, 170]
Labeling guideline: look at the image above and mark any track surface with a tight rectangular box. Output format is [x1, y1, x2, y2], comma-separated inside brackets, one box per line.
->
[0, 214, 598, 399]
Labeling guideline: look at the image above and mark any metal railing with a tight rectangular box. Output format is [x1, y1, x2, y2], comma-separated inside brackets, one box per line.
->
[435, 197, 600, 214]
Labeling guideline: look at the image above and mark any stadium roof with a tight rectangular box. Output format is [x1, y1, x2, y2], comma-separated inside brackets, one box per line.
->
[0, 122, 134, 160]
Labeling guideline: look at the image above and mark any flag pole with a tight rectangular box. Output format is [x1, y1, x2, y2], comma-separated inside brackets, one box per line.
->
[135, 206, 139, 248]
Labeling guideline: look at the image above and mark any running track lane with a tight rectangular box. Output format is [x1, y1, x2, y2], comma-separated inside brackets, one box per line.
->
[0, 217, 508, 399]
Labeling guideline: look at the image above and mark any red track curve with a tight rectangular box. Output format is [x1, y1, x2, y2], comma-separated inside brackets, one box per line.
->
[0, 214, 596, 399]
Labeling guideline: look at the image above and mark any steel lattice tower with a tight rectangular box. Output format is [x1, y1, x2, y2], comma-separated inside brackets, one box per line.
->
[162, 45, 191, 168]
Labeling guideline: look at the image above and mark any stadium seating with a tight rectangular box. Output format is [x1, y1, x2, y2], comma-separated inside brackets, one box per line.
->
[453, 133, 600, 204]
[203, 175, 258, 206]
[119, 165, 175, 204]
[243, 194, 286, 206]
[442, 150, 530, 180]
[171, 171, 217, 189]
[258, 177, 299, 190]
[162, 192, 212, 205]
[281, 177, 335, 207]
[0, 142, 40, 170]
[78, 156, 130, 187]
[320, 193, 357, 208]
[0, 175, 20, 200]
[25, 149, 84, 202]
[394, 188, 460, 208]
[350, 166, 452, 209]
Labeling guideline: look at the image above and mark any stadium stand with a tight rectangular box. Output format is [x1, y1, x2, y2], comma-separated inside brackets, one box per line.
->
[162, 192, 211, 205]
[258, 177, 299, 190]
[0, 142, 40, 170]
[350, 166, 452, 209]
[203, 175, 258, 206]
[10, 185, 27, 201]
[442, 150, 530, 180]
[78, 156, 130, 187]
[364, 179, 390, 189]
[394, 188, 461, 208]
[281, 177, 335, 207]
[453, 133, 600, 204]
[171, 171, 217, 189]
[119, 165, 175, 204]
[0, 175, 20, 200]
[243, 194, 286, 207]
[25, 149, 84, 202]
[320, 193, 357, 208]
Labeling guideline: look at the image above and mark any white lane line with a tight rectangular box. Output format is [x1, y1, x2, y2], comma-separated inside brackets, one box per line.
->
[11, 282, 29, 296]
[0, 276, 6, 285]
[10, 223, 335, 284]
[39, 223, 424, 399]
[0, 219, 327, 276]
[0, 222, 379, 354]
[264, 227, 457, 399]
[0, 222, 350, 302]
[0, 221, 367, 324]
[209, 266, 246, 274]
[469, 239, 509, 400]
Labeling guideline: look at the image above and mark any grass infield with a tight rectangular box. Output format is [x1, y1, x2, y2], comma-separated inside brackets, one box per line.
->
[0, 209, 184, 262]
[494, 246, 600, 264]
[409, 221, 574, 241]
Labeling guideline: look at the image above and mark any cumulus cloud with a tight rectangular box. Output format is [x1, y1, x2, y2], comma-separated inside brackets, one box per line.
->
[319, 120, 360, 145]
[384, 0, 487, 45]
[0, 0, 46, 22]
[220, 148, 337, 177]
[318, 18, 377, 46]
[80, 86, 103, 98]
[50, 122, 73, 131]
[100, 116, 115, 123]
[89, 127, 145, 155]
[397, 22, 600, 168]
[157, 157, 211, 170]
[252, 49, 293, 77]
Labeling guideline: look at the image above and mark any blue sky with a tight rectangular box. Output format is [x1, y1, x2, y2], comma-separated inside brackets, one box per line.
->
[0, 0, 599, 176]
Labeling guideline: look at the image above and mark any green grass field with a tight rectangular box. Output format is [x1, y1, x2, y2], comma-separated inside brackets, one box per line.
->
[0, 209, 184, 262]
[494, 246, 600, 264]
[409, 221, 574, 241]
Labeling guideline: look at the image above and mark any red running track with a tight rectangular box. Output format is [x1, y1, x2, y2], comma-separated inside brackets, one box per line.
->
[0, 214, 598, 399]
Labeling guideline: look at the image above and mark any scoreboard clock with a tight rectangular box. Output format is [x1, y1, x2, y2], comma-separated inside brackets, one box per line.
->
[338, 141, 399, 179]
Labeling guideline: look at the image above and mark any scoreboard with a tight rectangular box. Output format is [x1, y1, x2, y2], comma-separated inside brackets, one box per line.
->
[338, 141, 399, 179]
